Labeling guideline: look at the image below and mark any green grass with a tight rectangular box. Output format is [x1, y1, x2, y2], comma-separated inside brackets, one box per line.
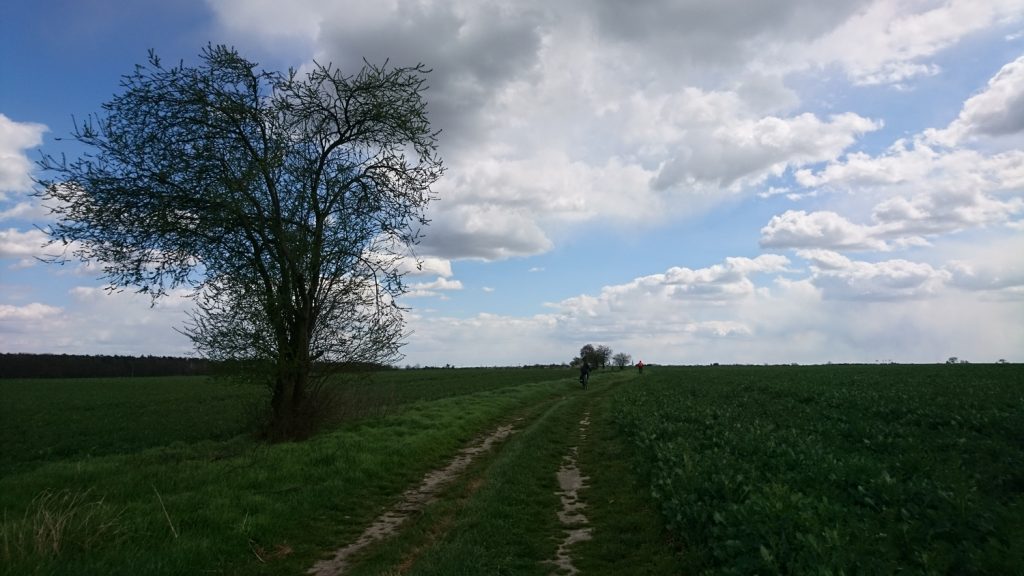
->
[343, 388, 578, 576]
[0, 376, 261, 475]
[574, 378, 685, 575]
[0, 367, 575, 575]
[397, 394, 581, 576]
[614, 364, 1024, 574]
[342, 367, 576, 405]
[342, 370, 684, 575]
[0, 367, 574, 476]
[5, 364, 1020, 574]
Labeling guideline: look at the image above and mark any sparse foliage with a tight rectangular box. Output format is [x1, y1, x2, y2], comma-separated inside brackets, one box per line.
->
[36, 45, 444, 439]
[613, 352, 632, 370]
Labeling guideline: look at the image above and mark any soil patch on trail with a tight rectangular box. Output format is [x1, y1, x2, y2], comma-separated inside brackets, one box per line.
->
[547, 412, 592, 575]
[309, 424, 516, 576]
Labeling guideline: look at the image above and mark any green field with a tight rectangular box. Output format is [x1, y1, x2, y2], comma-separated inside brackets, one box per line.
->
[2, 364, 1022, 574]
[615, 364, 1024, 574]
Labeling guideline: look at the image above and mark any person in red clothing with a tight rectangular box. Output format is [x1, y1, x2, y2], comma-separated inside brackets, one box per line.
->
[637, 360, 644, 374]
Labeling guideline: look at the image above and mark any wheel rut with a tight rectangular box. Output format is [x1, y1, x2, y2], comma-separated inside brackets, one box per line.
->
[545, 410, 592, 575]
[308, 423, 517, 576]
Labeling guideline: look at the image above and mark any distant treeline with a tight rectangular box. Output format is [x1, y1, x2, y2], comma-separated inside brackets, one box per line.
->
[0, 353, 212, 379]
[0, 354, 398, 379]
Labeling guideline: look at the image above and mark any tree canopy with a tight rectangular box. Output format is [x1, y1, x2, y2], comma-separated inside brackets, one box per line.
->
[612, 352, 632, 370]
[37, 45, 444, 438]
[575, 344, 613, 369]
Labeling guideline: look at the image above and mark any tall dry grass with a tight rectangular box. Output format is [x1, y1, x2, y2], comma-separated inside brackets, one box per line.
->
[1, 489, 123, 563]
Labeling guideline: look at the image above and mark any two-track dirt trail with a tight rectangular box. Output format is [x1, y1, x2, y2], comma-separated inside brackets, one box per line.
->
[307, 371, 677, 575]
[308, 424, 518, 575]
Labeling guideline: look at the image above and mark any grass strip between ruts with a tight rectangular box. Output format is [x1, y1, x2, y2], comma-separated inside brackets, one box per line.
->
[341, 370, 675, 575]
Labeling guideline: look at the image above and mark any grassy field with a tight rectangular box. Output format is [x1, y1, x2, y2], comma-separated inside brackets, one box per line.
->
[2, 364, 1021, 574]
[0, 368, 572, 475]
[615, 364, 1024, 574]
[0, 367, 585, 574]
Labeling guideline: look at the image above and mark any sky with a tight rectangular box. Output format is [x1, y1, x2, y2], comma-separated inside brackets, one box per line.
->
[1, 0, 1023, 367]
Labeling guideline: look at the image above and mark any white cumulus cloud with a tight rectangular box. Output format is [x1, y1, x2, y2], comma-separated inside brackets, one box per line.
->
[801, 0, 1024, 86]
[0, 302, 62, 322]
[0, 286, 195, 355]
[0, 228, 49, 261]
[927, 54, 1024, 145]
[405, 276, 464, 298]
[404, 250, 1024, 365]
[651, 111, 881, 190]
[205, 0, 896, 263]
[0, 114, 47, 199]
[760, 210, 891, 251]
[797, 250, 950, 300]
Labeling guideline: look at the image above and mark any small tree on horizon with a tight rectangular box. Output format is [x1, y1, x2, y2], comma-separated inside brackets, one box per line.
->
[36, 45, 444, 440]
[579, 344, 596, 367]
[612, 352, 632, 370]
[576, 344, 613, 369]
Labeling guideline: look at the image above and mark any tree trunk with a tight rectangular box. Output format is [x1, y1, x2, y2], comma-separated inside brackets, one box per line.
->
[268, 348, 312, 440]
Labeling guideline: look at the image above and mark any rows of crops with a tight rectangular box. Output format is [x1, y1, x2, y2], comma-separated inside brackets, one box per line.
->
[613, 364, 1024, 574]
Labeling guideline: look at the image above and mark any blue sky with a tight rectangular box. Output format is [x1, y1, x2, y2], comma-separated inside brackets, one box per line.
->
[2, 0, 1023, 366]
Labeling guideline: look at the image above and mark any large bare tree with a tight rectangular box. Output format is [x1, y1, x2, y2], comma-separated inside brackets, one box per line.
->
[37, 46, 444, 439]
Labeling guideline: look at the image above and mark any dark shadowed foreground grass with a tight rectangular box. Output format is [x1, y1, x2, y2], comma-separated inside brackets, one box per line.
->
[0, 368, 574, 575]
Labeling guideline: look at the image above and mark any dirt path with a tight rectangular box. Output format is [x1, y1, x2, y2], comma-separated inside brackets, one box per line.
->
[308, 424, 517, 576]
[546, 411, 592, 575]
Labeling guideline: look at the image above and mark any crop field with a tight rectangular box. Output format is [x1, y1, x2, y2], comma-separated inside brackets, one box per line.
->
[615, 364, 1024, 574]
[1, 364, 1021, 575]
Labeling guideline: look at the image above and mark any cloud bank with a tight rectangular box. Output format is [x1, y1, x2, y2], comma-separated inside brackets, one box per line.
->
[3, 0, 1022, 366]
